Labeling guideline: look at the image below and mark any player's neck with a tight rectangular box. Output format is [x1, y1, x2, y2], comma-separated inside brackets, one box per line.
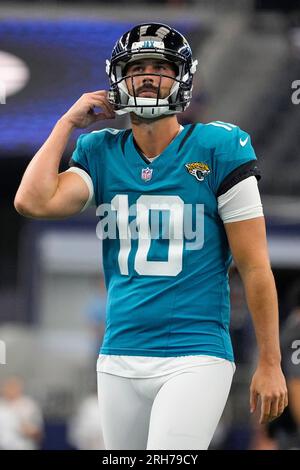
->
[130, 115, 181, 159]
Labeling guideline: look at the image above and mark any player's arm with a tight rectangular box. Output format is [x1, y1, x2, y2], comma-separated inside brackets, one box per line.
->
[15, 119, 89, 219]
[224, 216, 288, 424]
[14, 91, 115, 219]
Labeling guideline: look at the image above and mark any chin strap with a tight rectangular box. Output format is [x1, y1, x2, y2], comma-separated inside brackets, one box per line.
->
[117, 96, 174, 118]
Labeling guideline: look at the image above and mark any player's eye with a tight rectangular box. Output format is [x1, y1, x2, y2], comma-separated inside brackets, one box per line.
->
[156, 64, 167, 71]
[132, 65, 144, 73]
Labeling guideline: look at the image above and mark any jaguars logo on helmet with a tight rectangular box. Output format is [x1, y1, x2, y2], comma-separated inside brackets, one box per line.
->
[106, 23, 198, 118]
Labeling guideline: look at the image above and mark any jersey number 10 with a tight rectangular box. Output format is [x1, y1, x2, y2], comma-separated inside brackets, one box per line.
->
[111, 194, 184, 277]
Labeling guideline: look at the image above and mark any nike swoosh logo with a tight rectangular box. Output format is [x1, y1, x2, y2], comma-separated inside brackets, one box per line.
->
[240, 136, 249, 147]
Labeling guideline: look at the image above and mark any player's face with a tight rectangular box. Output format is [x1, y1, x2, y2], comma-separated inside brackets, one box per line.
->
[125, 59, 177, 99]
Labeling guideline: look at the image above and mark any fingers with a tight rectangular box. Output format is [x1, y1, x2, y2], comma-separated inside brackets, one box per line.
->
[82, 91, 115, 119]
[250, 388, 258, 414]
[90, 91, 115, 112]
[90, 96, 115, 119]
[260, 396, 271, 424]
[63, 90, 116, 128]
[284, 390, 289, 408]
[276, 395, 287, 418]
[250, 367, 289, 425]
[276, 390, 288, 418]
[90, 90, 109, 96]
[269, 396, 280, 422]
[259, 392, 288, 424]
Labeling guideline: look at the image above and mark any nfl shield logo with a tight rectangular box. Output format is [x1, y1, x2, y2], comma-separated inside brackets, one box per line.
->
[141, 167, 153, 181]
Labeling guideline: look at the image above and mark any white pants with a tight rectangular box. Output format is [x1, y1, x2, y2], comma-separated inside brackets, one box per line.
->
[97, 359, 235, 450]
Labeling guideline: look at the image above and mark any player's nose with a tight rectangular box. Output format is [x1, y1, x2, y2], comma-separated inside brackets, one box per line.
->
[142, 65, 157, 77]
[142, 68, 159, 85]
[142, 76, 154, 85]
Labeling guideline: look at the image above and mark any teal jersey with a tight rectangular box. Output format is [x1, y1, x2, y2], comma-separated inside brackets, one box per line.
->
[70, 122, 260, 361]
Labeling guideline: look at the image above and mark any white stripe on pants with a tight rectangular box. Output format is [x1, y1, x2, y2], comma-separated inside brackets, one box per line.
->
[97, 359, 235, 450]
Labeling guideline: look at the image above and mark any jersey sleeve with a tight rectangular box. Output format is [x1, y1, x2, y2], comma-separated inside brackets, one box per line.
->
[69, 133, 91, 175]
[68, 133, 96, 210]
[212, 126, 261, 197]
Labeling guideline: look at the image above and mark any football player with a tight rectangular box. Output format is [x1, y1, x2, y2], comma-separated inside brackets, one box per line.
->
[15, 23, 288, 450]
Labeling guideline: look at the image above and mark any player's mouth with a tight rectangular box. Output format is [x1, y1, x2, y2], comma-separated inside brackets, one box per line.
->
[137, 87, 158, 98]
[139, 92, 157, 97]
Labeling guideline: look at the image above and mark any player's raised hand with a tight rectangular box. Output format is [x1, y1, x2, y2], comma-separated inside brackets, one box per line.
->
[61, 91, 115, 129]
[249, 363, 288, 424]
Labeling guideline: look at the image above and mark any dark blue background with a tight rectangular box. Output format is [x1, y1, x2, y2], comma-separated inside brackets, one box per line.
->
[0, 19, 196, 156]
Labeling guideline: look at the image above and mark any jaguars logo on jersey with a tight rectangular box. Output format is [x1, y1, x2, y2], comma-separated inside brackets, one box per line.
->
[185, 162, 210, 182]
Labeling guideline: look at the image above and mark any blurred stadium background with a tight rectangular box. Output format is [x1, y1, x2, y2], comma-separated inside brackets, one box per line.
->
[0, 0, 300, 450]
